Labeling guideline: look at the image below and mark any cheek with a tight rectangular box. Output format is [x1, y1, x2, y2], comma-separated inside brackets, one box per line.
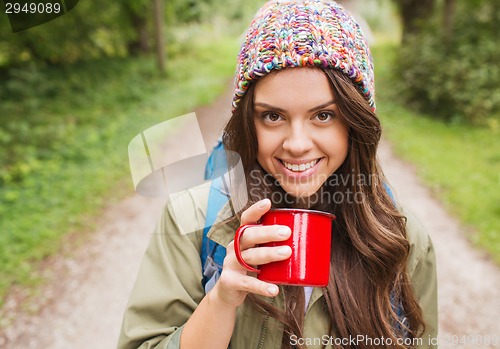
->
[256, 136, 275, 166]
[338, 135, 349, 158]
[324, 128, 349, 160]
[255, 127, 280, 163]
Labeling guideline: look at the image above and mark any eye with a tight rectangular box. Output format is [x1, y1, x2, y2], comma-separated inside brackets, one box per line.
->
[261, 112, 284, 123]
[314, 111, 335, 123]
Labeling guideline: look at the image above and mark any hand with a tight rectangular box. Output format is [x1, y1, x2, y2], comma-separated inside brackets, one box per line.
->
[209, 199, 292, 308]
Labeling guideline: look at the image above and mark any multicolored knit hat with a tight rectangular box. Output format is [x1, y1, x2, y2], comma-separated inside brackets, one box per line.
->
[232, 0, 375, 112]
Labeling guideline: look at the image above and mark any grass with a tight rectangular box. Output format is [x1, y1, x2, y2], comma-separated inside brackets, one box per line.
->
[372, 44, 500, 264]
[0, 34, 241, 306]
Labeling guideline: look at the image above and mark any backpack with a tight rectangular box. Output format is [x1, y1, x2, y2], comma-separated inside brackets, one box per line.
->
[201, 139, 230, 293]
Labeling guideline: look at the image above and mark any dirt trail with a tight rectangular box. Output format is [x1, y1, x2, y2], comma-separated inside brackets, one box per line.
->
[379, 143, 500, 348]
[0, 86, 499, 349]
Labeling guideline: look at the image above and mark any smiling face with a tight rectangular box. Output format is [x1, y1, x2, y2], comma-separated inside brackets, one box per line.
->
[253, 68, 350, 199]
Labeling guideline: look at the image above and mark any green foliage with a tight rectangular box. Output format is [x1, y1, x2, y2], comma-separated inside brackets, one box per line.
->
[0, 58, 156, 185]
[358, 0, 401, 42]
[373, 44, 500, 265]
[167, 0, 264, 24]
[0, 2, 130, 65]
[0, 32, 242, 304]
[395, 0, 500, 125]
[0, 0, 266, 185]
[0, 0, 266, 306]
[0, 0, 265, 66]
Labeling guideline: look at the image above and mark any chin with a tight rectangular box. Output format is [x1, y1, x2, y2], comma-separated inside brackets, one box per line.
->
[282, 185, 320, 200]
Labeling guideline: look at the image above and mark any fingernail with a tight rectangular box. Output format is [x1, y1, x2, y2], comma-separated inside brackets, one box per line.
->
[258, 199, 270, 208]
[267, 285, 278, 295]
[277, 227, 290, 237]
[277, 246, 291, 256]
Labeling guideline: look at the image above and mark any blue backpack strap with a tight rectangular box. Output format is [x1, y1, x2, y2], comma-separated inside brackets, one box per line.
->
[201, 139, 229, 293]
[383, 182, 396, 205]
[204, 138, 228, 180]
[390, 289, 409, 336]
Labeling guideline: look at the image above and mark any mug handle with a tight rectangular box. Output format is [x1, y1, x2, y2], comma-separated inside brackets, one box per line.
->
[234, 224, 261, 274]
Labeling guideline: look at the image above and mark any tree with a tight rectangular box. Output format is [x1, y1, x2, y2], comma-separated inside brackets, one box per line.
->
[395, 0, 500, 123]
[394, 0, 436, 43]
[153, 0, 165, 73]
[0, 1, 129, 65]
[123, 0, 152, 56]
[442, 0, 456, 44]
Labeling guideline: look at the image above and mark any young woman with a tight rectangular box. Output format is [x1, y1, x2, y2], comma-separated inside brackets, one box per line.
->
[117, 1, 438, 348]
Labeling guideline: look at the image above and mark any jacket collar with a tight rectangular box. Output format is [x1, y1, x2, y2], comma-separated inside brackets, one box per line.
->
[206, 200, 240, 248]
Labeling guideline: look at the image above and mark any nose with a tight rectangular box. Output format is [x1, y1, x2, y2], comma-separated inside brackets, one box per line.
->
[282, 121, 313, 155]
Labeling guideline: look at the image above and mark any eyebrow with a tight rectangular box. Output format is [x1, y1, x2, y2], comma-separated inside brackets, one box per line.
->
[254, 100, 337, 113]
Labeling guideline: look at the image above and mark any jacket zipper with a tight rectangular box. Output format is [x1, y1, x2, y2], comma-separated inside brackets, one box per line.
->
[257, 314, 270, 349]
[257, 297, 275, 349]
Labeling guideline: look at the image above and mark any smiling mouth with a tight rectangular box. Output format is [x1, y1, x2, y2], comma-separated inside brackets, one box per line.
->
[280, 159, 320, 172]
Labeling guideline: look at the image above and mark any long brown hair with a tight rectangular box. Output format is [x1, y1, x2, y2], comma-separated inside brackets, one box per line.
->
[222, 68, 425, 349]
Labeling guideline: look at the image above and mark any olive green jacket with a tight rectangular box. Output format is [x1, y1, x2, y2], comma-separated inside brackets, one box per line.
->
[117, 184, 438, 349]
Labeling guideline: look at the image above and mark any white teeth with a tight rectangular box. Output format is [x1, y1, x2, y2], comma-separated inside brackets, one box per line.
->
[282, 159, 318, 172]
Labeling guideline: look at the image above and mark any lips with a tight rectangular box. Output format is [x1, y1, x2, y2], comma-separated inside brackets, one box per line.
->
[280, 159, 320, 173]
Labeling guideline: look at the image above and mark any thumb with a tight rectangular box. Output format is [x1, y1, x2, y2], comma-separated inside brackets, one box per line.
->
[240, 199, 271, 225]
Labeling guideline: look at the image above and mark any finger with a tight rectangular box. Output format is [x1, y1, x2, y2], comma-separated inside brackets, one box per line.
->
[239, 245, 292, 266]
[240, 199, 271, 225]
[224, 242, 291, 273]
[220, 271, 280, 297]
[244, 278, 280, 297]
[238, 225, 291, 250]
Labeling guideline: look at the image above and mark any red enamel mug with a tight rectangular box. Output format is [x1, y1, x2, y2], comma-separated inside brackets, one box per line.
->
[233, 208, 335, 287]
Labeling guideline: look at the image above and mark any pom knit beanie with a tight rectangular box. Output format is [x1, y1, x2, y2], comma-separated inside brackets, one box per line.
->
[232, 0, 375, 112]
